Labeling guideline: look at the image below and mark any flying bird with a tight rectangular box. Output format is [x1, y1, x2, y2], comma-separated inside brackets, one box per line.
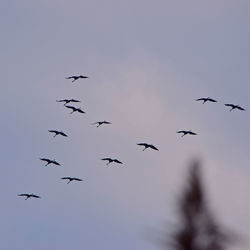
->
[56, 99, 80, 106]
[65, 105, 85, 114]
[18, 193, 41, 200]
[196, 97, 217, 104]
[48, 130, 68, 137]
[92, 121, 111, 128]
[177, 130, 197, 137]
[61, 177, 83, 184]
[40, 158, 61, 166]
[101, 158, 123, 165]
[224, 104, 245, 111]
[66, 75, 88, 82]
[137, 143, 159, 151]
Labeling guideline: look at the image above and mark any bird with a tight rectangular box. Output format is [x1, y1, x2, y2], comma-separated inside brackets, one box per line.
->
[196, 97, 217, 104]
[40, 158, 61, 166]
[48, 130, 68, 137]
[177, 130, 197, 137]
[137, 143, 159, 151]
[61, 177, 83, 184]
[65, 105, 85, 114]
[224, 104, 245, 111]
[56, 99, 80, 106]
[92, 121, 111, 127]
[101, 158, 123, 165]
[18, 193, 41, 200]
[66, 75, 88, 82]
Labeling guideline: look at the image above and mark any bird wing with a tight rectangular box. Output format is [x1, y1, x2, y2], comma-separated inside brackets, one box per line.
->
[207, 98, 217, 102]
[70, 99, 80, 103]
[114, 159, 122, 164]
[189, 131, 197, 135]
[59, 132, 67, 137]
[73, 178, 82, 181]
[224, 104, 234, 107]
[77, 109, 85, 113]
[66, 76, 75, 79]
[101, 158, 111, 161]
[18, 194, 28, 197]
[149, 145, 159, 151]
[237, 106, 245, 111]
[177, 131, 185, 134]
[31, 195, 41, 198]
[49, 130, 57, 133]
[196, 98, 205, 101]
[40, 158, 50, 162]
[61, 177, 70, 180]
[56, 99, 67, 102]
[137, 143, 147, 146]
[103, 121, 111, 124]
[52, 161, 60, 166]
[65, 105, 75, 110]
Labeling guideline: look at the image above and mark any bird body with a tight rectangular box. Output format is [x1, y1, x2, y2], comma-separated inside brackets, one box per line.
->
[101, 158, 123, 165]
[137, 143, 159, 151]
[92, 121, 111, 127]
[66, 75, 88, 82]
[48, 130, 68, 137]
[224, 104, 245, 111]
[177, 130, 197, 137]
[56, 99, 80, 106]
[65, 105, 85, 114]
[40, 158, 61, 166]
[18, 193, 41, 200]
[61, 177, 83, 184]
[196, 97, 217, 104]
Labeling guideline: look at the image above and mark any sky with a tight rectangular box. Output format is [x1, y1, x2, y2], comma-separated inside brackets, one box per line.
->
[1, 1, 250, 249]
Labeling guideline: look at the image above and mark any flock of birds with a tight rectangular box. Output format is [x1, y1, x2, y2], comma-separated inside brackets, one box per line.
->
[18, 76, 246, 200]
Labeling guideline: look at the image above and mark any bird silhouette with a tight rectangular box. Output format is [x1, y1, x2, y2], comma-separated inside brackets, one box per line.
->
[65, 105, 85, 114]
[137, 143, 159, 151]
[92, 121, 111, 127]
[56, 99, 80, 106]
[40, 158, 61, 166]
[224, 104, 245, 111]
[61, 177, 83, 184]
[18, 193, 41, 200]
[196, 97, 217, 104]
[177, 130, 197, 137]
[48, 130, 68, 137]
[101, 158, 123, 165]
[66, 75, 88, 82]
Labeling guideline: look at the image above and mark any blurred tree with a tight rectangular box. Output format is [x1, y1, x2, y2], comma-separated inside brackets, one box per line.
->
[169, 161, 232, 250]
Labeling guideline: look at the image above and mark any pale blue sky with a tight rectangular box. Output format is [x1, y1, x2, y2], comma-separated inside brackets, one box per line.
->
[1, 1, 250, 250]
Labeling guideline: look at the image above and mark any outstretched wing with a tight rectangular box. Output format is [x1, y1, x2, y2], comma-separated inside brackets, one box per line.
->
[73, 178, 83, 181]
[76, 108, 85, 114]
[49, 130, 58, 133]
[196, 98, 205, 101]
[66, 76, 76, 79]
[114, 159, 123, 164]
[70, 99, 80, 103]
[177, 130, 185, 134]
[59, 132, 68, 137]
[18, 194, 28, 197]
[65, 105, 75, 110]
[101, 158, 111, 161]
[40, 158, 50, 162]
[61, 177, 70, 180]
[237, 106, 245, 111]
[52, 161, 61, 166]
[149, 144, 159, 151]
[31, 194, 41, 199]
[207, 98, 217, 102]
[103, 121, 111, 124]
[224, 104, 234, 107]
[137, 143, 147, 147]
[189, 131, 197, 135]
